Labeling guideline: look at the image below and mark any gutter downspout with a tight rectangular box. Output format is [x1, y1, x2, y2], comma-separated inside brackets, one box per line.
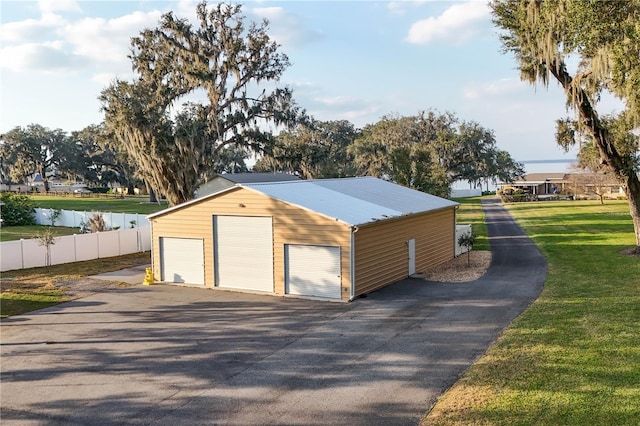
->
[350, 225, 359, 301]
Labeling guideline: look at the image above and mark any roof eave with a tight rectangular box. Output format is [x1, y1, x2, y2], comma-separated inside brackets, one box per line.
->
[147, 185, 242, 220]
[354, 203, 459, 227]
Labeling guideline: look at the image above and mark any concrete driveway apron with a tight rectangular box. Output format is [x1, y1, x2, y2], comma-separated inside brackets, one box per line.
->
[0, 198, 546, 425]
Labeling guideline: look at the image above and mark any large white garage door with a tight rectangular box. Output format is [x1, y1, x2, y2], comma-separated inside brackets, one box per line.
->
[160, 237, 205, 285]
[214, 215, 274, 292]
[285, 245, 341, 299]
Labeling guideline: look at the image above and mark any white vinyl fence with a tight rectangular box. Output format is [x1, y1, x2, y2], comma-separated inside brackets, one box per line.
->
[450, 188, 483, 198]
[455, 224, 473, 257]
[0, 226, 151, 272]
[34, 208, 150, 229]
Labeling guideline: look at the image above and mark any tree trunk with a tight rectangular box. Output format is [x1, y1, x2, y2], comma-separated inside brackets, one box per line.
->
[624, 177, 640, 254]
[550, 63, 640, 252]
[149, 187, 158, 204]
[39, 165, 50, 193]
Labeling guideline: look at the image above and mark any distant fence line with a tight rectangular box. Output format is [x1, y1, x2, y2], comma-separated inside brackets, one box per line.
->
[450, 188, 482, 198]
[34, 208, 150, 229]
[0, 226, 151, 272]
[1, 184, 134, 198]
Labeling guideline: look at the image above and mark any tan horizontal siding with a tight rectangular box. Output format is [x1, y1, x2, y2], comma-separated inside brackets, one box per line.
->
[354, 208, 455, 296]
[151, 187, 352, 300]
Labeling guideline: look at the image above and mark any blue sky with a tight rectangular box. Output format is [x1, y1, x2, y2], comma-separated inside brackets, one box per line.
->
[1, 0, 623, 167]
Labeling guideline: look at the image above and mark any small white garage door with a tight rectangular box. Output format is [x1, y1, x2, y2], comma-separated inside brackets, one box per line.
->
[214, 215, 274, 292]
[160, 237, 205, 285]
[285, 245, 341, 299]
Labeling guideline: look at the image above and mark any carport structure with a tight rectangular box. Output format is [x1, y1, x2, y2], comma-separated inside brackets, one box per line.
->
[149, 177, 458, 301]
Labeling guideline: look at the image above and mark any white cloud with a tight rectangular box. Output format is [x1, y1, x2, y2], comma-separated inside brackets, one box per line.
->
[250, 6, 323, 49]
[341, 105, 384, 124]
[174, 0, 200, 24]
[38, 0, 82, 15]
[62, 11, 162, 64]
[91, 72, 122, 86]
[309, 95, 383, 126]
[315, 96, 360, 107]
[387, 0, 431, 15]
[463, 78, 525, 99]
[0, 41, 83, 73]
[0, 13, 66, 42]
[0, 8, 162, 76]
[405, 1, 490, 45]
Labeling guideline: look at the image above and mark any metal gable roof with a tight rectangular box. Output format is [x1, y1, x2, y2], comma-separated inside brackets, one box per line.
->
[245, 177, 458, 226]
[149, 177, 458, 225]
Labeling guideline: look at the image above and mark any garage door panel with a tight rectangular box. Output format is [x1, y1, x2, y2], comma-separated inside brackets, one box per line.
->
[160, 237, 205, 285]
[286, 245, 341, 299]
[214, 216, 274, 292]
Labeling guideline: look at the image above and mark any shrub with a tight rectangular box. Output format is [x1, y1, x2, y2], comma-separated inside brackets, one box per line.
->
[37, 227, 57, 267]
[87, 212, 108, 232]
[458, 231, 476, 266]
[0, 192, 36, 226]
[90, 187, 110, 194]
[49, 209, 62, 226]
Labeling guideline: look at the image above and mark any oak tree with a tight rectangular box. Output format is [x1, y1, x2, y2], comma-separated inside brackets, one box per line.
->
[100, 2, 300, 205]
[254, 119, 359, 179]
[492, 0, 640, 251]
[0, 124, 68, 192]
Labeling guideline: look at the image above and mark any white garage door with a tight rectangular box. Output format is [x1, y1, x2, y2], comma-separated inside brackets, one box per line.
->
[214, 215, 274, 292]
[285, 245, 341, 299]
[160, 237, 205, 285]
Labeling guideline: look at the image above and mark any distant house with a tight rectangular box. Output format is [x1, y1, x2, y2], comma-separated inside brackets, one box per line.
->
[29, 173, 45, 187]
[194, 173, 300, 198]
[498, 172, 624, 198]
[498, 173, 570, 195]
[149, 177, 459, 301]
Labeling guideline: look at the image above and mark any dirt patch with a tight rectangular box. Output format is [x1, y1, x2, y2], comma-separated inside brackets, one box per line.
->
[619, 247, 640, 258]
[1, 276, 133, 300]
[56, 278, 133, 299]
[420, 250, 492, 283]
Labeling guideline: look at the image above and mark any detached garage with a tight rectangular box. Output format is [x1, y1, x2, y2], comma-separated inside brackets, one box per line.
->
[149, 177, 458, 301]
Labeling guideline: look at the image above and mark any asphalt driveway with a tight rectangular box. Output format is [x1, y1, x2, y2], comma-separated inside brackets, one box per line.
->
[0, 198, 546, 425]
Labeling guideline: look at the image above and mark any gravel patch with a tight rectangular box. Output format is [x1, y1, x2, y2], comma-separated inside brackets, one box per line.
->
[57, 278, 133, 299]
[420, 250, 492, 283]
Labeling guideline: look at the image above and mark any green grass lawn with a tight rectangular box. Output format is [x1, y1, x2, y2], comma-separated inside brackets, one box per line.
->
[424, 199, 640, 425]
[0, 251, 151, 318]
[454, 196, 489, 251]
[0, 225, 79, 242]
[28, 195, 168, 214]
